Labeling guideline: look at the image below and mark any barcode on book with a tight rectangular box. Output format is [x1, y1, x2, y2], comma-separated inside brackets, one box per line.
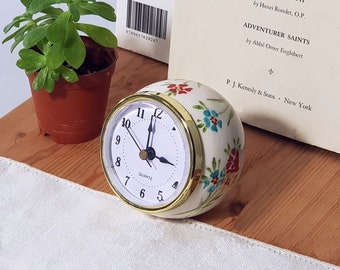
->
[126, 0, 168, 39]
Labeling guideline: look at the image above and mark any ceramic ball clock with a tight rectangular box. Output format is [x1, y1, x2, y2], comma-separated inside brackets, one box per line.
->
[101, 79, 245, 218]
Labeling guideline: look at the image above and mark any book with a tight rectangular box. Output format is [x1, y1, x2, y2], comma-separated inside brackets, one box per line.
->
[115, 0, 174, 63]
[168, 0, 340, 153]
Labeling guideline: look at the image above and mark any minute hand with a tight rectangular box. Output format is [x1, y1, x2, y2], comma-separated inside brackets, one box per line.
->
[125, 126, 152, 168]
[146, 115, 154, 149]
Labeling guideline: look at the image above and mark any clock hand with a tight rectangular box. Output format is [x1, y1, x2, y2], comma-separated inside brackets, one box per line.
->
[146, 115, 154, 149]
[155, 155, 175, 166]
[125, 126, 152, 168]
[143, 147, 175, 166]
[125, 126, 142, 150]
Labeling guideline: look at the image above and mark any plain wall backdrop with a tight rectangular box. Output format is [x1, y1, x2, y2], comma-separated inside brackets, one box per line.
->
[0, 0, 117, 118]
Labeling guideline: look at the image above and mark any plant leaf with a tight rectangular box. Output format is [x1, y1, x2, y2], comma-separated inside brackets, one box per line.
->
[47, 11, 71, 43]
[76, 23, 117, 47]
[21, 0, 33, 8]
[58, 65, 79, 83]
[3, 23, 34, 52]
[3, 15, 29, 34]
[64, 22, 85, 68]
[23, 25, 48, 48]
[69, 3, 80, 22]
[38, 6, 63, 17]
[44, 70, 56, 93]
[32, 67, 48, 91]
[28, 0, 73, 14]
[17, 59, 42, 72]
[17, 49, 46, 71]
[80, 2, 116, 21]
[46, 42, 65, 70]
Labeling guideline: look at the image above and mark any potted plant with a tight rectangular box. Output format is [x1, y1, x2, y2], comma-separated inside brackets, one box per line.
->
[2, 0, 118, 144]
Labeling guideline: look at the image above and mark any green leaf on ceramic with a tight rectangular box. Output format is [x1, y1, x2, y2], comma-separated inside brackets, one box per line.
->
[212, 157, 217, 171]
[197, 123, 205, 129]
[193, 105, 205, 110]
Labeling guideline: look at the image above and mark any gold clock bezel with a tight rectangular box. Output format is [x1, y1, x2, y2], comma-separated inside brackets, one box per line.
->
[100, 91, 204, 214]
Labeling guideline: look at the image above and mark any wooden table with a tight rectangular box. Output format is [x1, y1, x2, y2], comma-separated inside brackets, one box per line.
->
[1, 48, 339, 266]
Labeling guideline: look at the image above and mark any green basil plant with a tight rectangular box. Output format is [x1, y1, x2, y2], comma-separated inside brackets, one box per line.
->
[2, 0, 117, 92]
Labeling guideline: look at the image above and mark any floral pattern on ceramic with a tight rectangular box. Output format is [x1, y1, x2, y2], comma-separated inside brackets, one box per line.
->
[193, 100, 223, 132]
[139, 79, 245, 218]
[173, 138, 242, 218]
[166, 83, 193, 96]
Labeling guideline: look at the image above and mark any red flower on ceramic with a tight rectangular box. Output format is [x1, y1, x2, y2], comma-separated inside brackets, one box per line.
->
[226, 148, 240, 174]
[167, 83, 193, 96]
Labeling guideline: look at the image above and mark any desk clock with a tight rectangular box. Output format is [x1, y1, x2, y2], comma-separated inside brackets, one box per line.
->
[101, 79, 245, 218]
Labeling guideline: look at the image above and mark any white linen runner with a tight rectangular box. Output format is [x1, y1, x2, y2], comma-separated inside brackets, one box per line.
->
[0, 157, 338, 270]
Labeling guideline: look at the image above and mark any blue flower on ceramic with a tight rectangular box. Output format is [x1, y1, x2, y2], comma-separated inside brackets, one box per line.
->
[194, 101, 223, 133]
[200, 158, 226, 194]
[203, 109, 223, 132]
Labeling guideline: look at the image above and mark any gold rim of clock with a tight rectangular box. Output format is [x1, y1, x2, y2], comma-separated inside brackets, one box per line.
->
[100, 91, 204, 214]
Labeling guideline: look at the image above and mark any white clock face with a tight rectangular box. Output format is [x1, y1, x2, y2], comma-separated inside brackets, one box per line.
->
[101, 95, 192, 210]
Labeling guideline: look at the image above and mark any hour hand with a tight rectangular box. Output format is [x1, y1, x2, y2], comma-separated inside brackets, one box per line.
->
[155, 155, 174, 166]
[142, 147, 175, 166]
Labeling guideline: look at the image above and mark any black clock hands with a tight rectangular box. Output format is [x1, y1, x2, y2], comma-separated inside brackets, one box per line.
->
[125, 125, 152, 168]
[155, 155, 174, 166]
[141, 114, 175, 167]
[146, 115, 154, 149]
[125, 118, 173, 167]
[125, 126, 141, 150]
[124, 113, 174, 167]
[140, 147, 175, 166]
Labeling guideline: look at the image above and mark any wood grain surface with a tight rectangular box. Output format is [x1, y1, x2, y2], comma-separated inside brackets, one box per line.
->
[0, 48, 339, 266]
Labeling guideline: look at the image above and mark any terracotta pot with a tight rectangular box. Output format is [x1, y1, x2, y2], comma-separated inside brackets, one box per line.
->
[29, 36, 118, 144]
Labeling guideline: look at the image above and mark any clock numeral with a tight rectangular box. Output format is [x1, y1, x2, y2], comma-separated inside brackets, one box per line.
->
[153, 108, 163, 119]
[140, 189, 146, 198]
[115, 135, 121, 145]
[137, 108, 145, 119]
[172, 181, 179, 189]
[115, 157, 121, 167]
[122, 118, 131, 128]
[125, 176, 130, 186]
[157, 190, 164, 202]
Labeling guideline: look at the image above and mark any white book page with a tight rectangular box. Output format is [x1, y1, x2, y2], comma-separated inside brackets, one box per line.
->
[168, 0, 340, 153]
